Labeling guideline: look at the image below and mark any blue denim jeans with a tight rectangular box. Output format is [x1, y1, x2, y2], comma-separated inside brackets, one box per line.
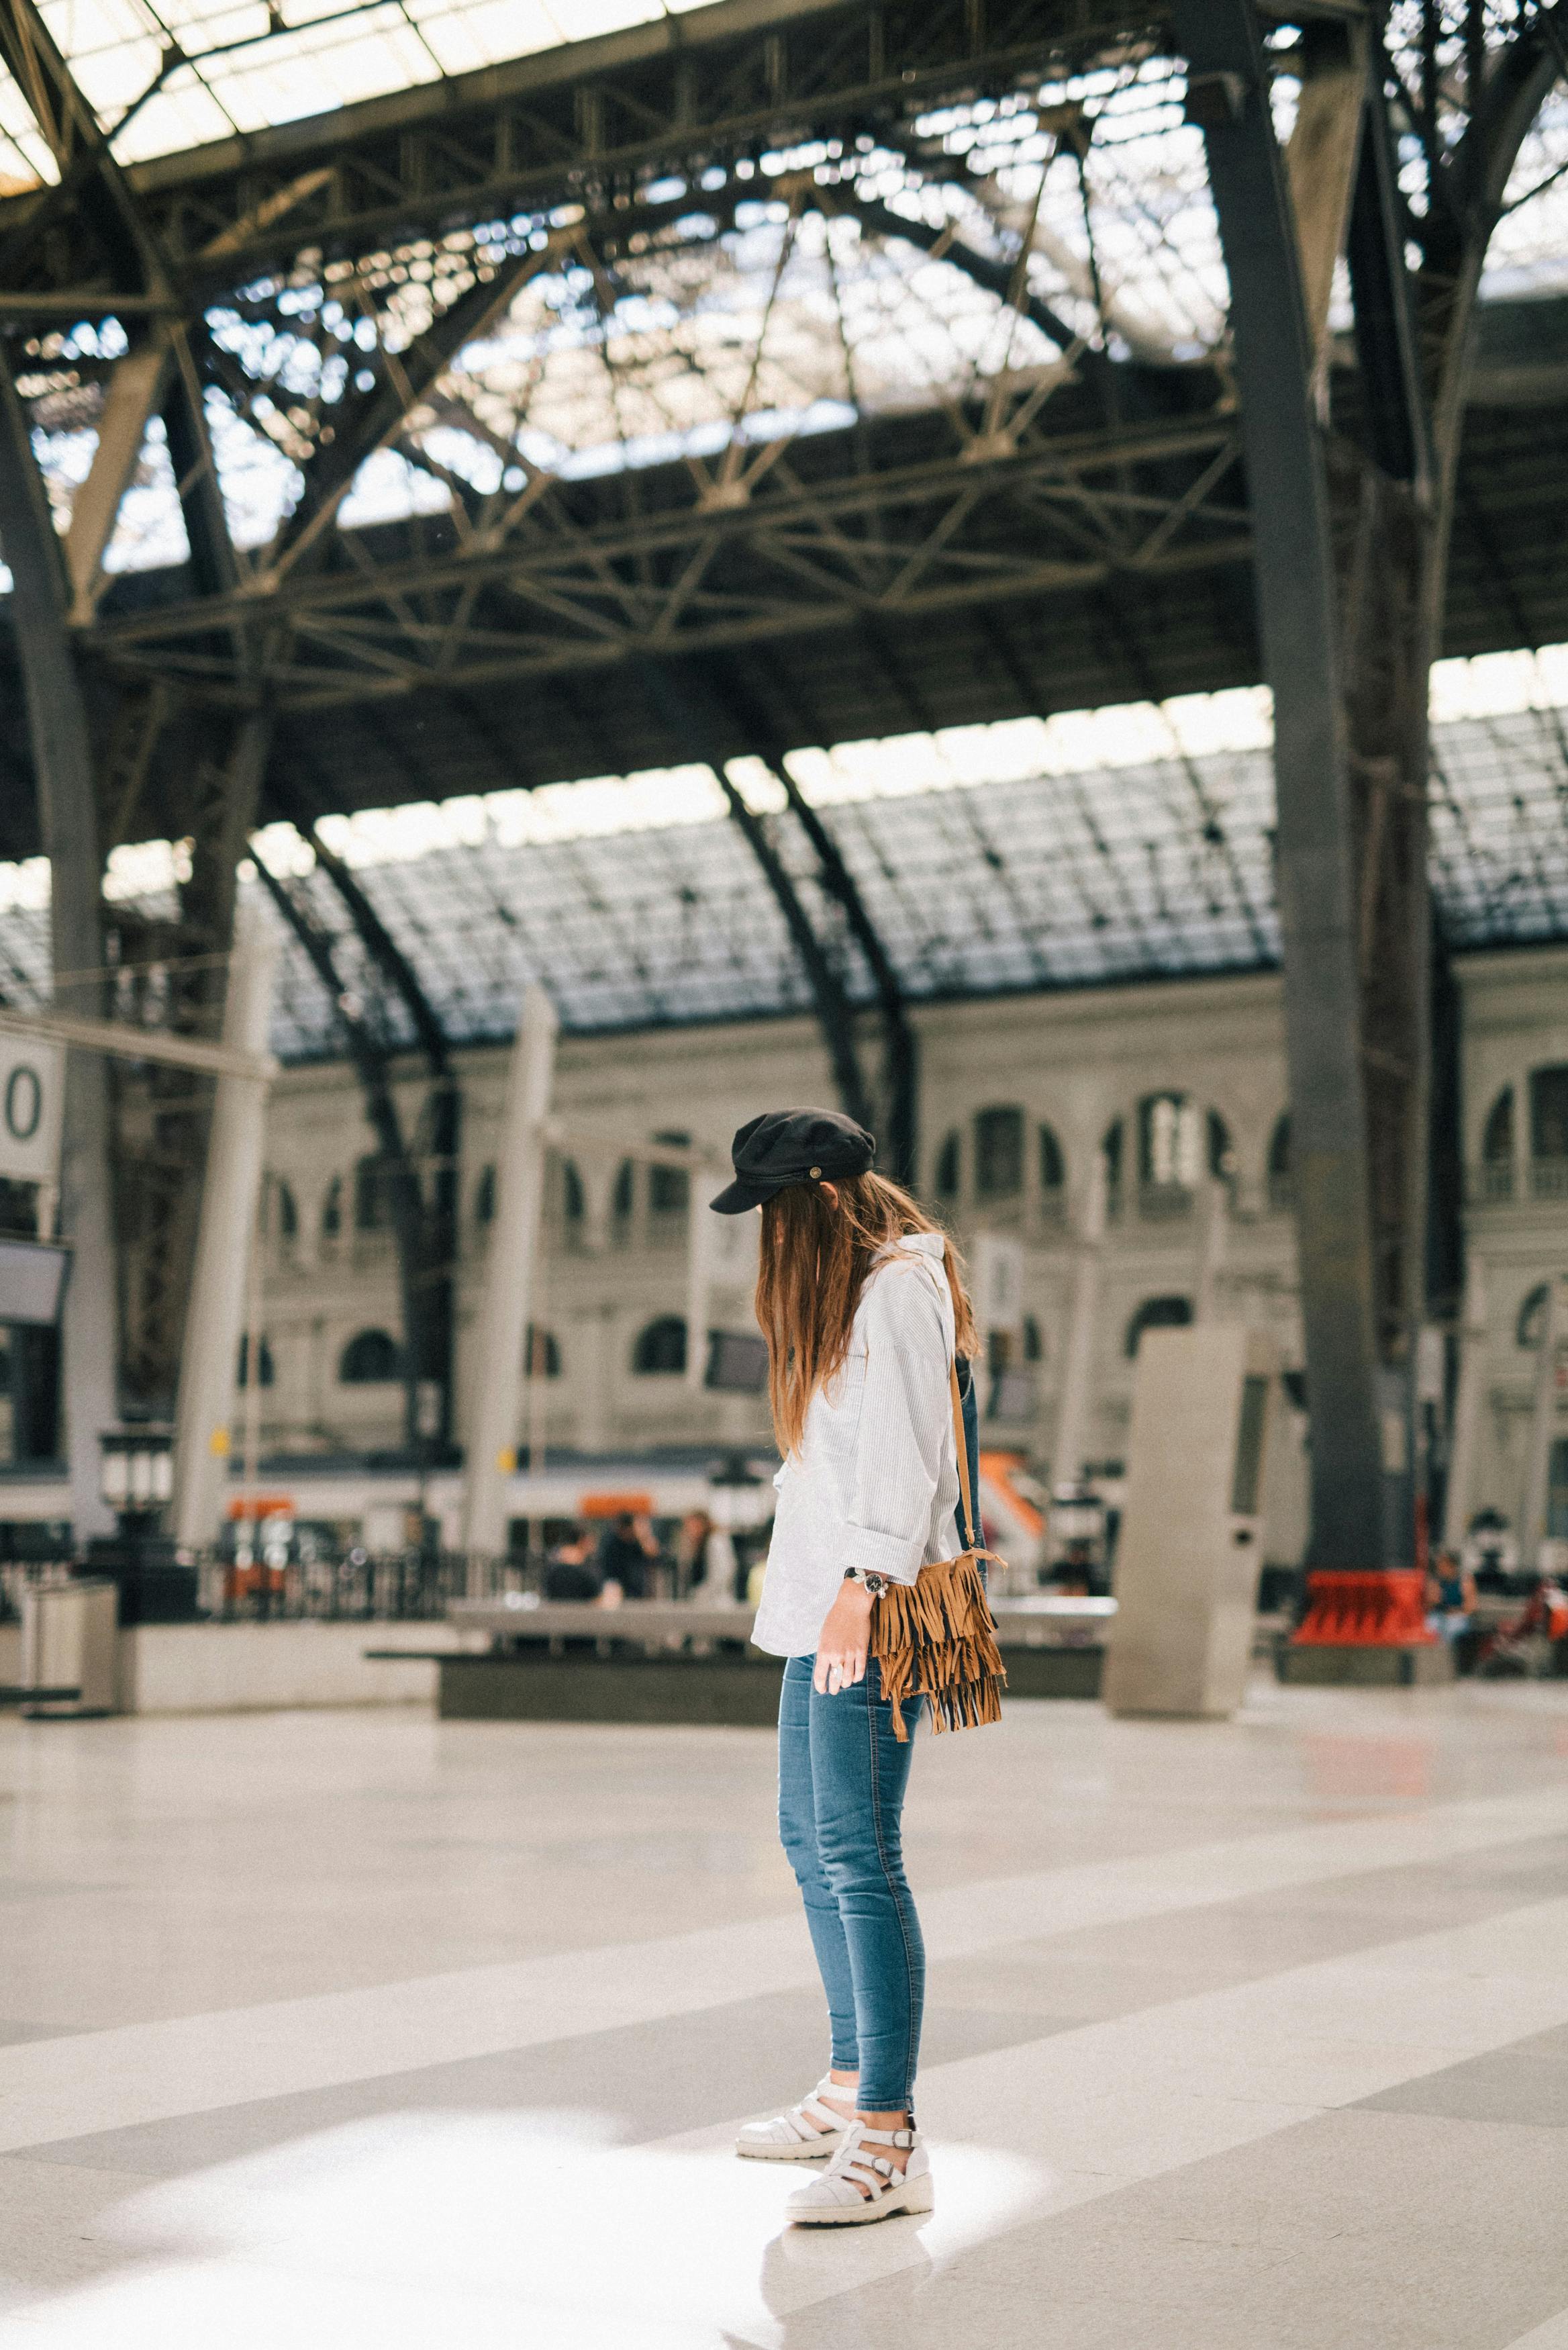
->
[777, 1653, 926, 2114]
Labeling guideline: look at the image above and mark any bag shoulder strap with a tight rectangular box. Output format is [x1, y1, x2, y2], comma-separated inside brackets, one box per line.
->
[951, 1360, 977, 1554]
[880, 1252, 980, 1556]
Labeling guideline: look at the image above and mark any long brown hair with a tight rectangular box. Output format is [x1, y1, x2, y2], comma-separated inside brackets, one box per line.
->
[755, 1170, 977, 1458]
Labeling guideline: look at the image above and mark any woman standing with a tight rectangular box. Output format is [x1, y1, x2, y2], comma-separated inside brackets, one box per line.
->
[711, 1107, 988, 2226]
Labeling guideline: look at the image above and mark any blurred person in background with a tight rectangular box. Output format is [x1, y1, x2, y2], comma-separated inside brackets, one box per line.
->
[596, 1511, 660, 1601]
[1425, 1546, 1477, 1642]
[544, 1526, 599, 1602]
[676, 1509, 736, 1599]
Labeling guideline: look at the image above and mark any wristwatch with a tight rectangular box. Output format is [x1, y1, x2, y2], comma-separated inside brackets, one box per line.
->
[843, 1566, 889, 1598]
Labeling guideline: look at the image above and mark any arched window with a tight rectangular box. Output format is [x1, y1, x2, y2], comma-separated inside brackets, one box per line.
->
[1022, 1313, 1044, 1364]
[340, 1328, 403, 1384]
[1267, 1114, 1293, 1209]
[1101, 1118, 1124, 1198]
[1532, 1067, 1568, 1162]
[1124, 1295, 1193, 1358]
[1483, 1088, 1515, 1163]
[649, 1132, 691, 1216]
[632, 1315, 687, 1375]
[612, 1159, 635, 1220]
[0, 1178, 35, 1239]
[933, 1129, 961, 1202]
[974, 1106, 1024, 1200]
[1039, 1125, 1065, 1194]
[321, 1175, 343, 1239]
[236, 1332, 275, 1388]
[562, 1159, 585, 1222]
[1207, 1109, 1236, 1180]
[1517, 1282, 1561, 1351]
[524, 1324, 562, 1378]
[263, 1178, 297, 1241]
[354, 1154, 394, 1233]
[475, 1164, 496, 1225]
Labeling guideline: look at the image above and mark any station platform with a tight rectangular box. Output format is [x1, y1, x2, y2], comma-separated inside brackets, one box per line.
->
[5, 1677, 1568, 2345]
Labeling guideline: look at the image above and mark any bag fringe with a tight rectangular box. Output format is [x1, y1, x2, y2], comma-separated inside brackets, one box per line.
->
[868, 1550, 1008, 1742]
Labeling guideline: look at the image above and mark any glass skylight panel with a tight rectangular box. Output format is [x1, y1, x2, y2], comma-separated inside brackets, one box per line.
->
[9, 0, 710, 171]
[404, 0, 658, 75]
[0, 66, 61, 187]
[3, 649, 1567, 1053]
[200, 11, 441, 140]
[11, 20, 1551, 571]
[923, 54, 1229, 363]
[1485, 82, 1568, 300]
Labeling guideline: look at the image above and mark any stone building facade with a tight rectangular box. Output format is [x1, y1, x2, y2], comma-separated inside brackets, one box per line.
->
[247, 947, 1568, 1553]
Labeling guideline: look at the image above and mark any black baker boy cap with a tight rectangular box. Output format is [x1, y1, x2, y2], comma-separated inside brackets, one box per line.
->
[709, 1107, 876, 1215]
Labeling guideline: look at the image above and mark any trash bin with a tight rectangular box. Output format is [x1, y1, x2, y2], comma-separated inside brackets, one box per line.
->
[21, 1578, 119, 1718]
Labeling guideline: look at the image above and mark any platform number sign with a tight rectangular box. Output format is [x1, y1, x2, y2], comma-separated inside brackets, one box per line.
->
[0, 1035, 64, 1186]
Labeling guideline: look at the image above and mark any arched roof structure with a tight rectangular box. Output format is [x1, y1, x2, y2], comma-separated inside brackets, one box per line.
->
[0, 0, 1564, 845]
[0, 0, 1564, 1550]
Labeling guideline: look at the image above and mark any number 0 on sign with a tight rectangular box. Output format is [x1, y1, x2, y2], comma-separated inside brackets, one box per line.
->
[0, 1035, 64, 1186]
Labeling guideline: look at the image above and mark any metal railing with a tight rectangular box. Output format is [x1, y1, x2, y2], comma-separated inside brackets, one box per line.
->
[193, 1548, 535, 1622]
[1466, 1158, 1568, 1205]
[0, 1550, 532, 1628]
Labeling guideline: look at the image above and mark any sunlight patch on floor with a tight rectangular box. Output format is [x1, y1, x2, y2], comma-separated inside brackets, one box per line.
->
[0, 2110, 1055, 2347]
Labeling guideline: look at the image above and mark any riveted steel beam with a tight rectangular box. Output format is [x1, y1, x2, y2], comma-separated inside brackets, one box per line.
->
[0, 0, 1149, 287]
[1173, 0, 1387, 1570]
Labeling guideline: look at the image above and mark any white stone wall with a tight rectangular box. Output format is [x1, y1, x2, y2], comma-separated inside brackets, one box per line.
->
[253, 969, 1303, 1475]
[246, 945, 1568, 1548]
[1454, 946, 1568, 1532]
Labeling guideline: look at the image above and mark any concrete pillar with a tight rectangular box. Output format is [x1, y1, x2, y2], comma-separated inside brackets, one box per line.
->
[685, 1181, 712, 1395]
[461, 984, 558, 1559]
[1442, 1252, 1487, 1551]
[1105, 1323, 1279, 1718]
[1052, 1151, 1108, 1483]
[1193, 1177, 1229, 1324]
[171, 906, 281, 1548]
[575, 1305, 614, 1457]
[577, 1157, 616, 1258]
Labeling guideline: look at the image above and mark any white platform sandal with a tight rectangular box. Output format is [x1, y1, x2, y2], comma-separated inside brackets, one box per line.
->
[735, 2075, 856, 2162]
[785, 2120, 934, 2224]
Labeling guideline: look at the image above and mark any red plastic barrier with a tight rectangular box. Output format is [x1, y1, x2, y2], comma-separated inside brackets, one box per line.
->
[1290, 1568, 1437, 1647]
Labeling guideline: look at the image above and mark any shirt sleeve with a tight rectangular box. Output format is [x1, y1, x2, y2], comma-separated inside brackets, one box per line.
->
[841, 1264, 950, 1585]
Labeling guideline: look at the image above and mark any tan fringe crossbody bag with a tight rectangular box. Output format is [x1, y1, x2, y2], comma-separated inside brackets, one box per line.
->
[868, 1361, 1008, 1741]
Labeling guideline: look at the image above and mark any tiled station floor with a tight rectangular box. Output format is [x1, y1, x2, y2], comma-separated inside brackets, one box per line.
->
[4, 1679, 1568, 2347]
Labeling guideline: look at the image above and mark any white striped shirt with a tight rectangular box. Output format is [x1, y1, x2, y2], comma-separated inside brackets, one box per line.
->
[751, 1231, 960, 1659]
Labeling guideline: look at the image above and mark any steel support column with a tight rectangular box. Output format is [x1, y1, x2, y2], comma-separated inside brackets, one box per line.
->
[1173, 0, 1386, 1568]
[0, 342, 119, 1540]
[705, 667, 918, 1183]
[251, 859, 432, 1452]
[303, 820, 460, 1453]
[638, 661, 877, 1137]
[714, 771, 877, 1137]
[109, 706, 273, 1415]
[762, 759, 918, 1187]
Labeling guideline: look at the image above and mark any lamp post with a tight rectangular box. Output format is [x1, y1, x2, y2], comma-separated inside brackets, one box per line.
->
[85, 1426, 199, 1624]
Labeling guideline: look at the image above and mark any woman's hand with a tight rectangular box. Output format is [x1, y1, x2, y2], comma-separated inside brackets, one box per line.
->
[814, 1579, 875, 1695]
